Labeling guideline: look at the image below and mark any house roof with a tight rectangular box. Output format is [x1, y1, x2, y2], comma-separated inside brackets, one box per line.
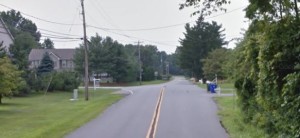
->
[29, 49, 76, 61]
[0, 17, 14, 41]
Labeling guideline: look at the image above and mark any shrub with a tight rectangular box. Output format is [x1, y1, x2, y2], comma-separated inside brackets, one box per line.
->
[48, 71, 80, 92]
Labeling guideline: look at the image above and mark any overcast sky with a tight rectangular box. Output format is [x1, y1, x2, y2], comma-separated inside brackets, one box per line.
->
[0, 0, 249, 54]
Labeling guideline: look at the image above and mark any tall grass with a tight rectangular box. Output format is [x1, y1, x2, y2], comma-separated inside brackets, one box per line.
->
[215, 97, 268, 138]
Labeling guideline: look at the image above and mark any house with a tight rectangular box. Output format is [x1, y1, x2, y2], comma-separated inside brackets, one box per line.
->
[28, 49, 76, 71]
[0, 17, 14, 53]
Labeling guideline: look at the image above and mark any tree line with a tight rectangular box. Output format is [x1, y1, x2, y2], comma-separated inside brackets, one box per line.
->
[0, 10, 181, 103]
[179, 0, 300, 137]
[74, 34, 178, 83]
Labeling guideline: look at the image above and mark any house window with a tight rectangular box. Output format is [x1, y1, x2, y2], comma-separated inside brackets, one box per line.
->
[54, 61, 57, 68]
[68, 61, 73, 68]
[62, 60, 66, 68]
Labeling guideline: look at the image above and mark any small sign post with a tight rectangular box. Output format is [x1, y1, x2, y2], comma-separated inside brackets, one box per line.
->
[93, 78, 101, 91]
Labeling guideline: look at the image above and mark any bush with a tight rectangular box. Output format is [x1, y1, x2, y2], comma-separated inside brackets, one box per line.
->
[48, 71, 80, 92]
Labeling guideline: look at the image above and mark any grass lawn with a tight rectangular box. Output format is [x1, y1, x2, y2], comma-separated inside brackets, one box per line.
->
[0, 89, 123, 138]
[215, 96, 268, 138]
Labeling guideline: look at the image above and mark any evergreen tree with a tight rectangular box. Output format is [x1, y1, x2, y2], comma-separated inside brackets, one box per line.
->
[37, 52, 54, 75]
[41, 38, 54, 49]
[178, 16, 226, 79]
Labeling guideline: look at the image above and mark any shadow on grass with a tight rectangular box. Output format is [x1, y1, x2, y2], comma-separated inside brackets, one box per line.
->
[0, 102, 27, 107]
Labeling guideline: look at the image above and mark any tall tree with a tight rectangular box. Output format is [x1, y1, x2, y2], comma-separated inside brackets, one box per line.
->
[9, 32, 37, 70]
[74, 34, 133, 83]
[41, 38, 54, 49]
[178, 16, 226, 79]
[1, 10, 41, 41]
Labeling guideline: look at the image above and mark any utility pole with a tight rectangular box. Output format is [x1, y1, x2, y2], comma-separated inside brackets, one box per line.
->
[81, 0, 89, 101]
[137, 41, 142, 85]
[166, 61, 169, 75]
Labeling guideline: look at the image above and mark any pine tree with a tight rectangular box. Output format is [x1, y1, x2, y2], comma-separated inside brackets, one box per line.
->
[178, 16, 226, 79]
[37, 52, 54, 75]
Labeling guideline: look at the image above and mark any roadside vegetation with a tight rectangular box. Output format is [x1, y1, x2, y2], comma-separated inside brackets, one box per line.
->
[215, 96, 268, 138]
[180, 0, 299, 137]
[0, 89, 122, 138]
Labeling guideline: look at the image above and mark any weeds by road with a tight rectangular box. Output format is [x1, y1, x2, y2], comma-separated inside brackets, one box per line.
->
[215, 96, 268, 138]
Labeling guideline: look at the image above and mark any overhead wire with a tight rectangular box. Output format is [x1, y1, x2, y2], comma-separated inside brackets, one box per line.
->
[86, 6, 246, 32]
[0, 4, 82, 26]
[89, 0, 122, 30]
[1, 3, 246, 47]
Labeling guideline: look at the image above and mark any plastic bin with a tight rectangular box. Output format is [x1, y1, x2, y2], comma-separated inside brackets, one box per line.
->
[210, 83, 218, 93]
[207, 83, 211, 92]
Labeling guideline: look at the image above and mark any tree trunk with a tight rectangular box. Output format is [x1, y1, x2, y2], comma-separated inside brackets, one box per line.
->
[279, 0, 283, 19]
[295, 0, 299, 22]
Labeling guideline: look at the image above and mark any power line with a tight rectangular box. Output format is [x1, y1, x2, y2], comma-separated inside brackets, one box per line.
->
[41, 34, 82, 40]
[86, 6, 246, 32]
[40, 38, 82, 42]
[87, 25, 178, 47]
[0, 4, 82, 26]
[1, 3, 245, 33]
[0, 18, 81, 37]
[39, 28, 81, 37]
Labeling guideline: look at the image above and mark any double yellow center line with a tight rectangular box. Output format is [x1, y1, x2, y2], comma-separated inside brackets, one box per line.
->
[146, 87, 165, 138]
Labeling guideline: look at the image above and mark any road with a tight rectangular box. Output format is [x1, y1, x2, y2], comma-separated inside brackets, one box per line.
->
[65, 77, 228, 138]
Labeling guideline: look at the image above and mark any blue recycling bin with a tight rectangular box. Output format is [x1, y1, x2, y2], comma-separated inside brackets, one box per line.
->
[210, 83, 218, 93]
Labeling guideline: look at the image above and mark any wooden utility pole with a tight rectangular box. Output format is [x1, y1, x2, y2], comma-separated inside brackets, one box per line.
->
[137, 41, 142, 85]
[81, 0, 89, 101]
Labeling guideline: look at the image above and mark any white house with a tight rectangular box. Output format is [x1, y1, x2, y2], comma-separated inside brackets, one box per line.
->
[0, 17, 14, 53]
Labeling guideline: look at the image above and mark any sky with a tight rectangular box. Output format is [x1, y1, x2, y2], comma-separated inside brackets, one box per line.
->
[0, 0, 249, 54]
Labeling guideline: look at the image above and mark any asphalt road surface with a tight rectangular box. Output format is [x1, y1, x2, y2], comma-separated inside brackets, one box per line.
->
[65, 77, 228, 138]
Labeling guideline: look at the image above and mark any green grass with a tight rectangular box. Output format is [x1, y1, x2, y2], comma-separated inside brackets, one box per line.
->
[215, 97, 268, 138]
[0, 89, 123, 138]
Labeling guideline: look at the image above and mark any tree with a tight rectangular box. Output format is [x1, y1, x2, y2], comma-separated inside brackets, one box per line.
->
[73, 45, 85, 77]
[37, 52, 54, 75]
[123, 44, 139, 82]
[74, 34, 133, 83]
[202, 48, 231, 80]
[9, 32, 37, 70]
[41, 38, 54, 49]
[108, 44, 129, 83]
[177, 16, 226, 79]
[0, 56, 21, 104]
[233, 2, 300, 136]
[179, 0, 230, 16]
[166, 51, 183, 75]
[140, 45, 161, 81]
[0, 42, 6, 58]
[1, 10, 41, 41]
[245, 0, 299, 21]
